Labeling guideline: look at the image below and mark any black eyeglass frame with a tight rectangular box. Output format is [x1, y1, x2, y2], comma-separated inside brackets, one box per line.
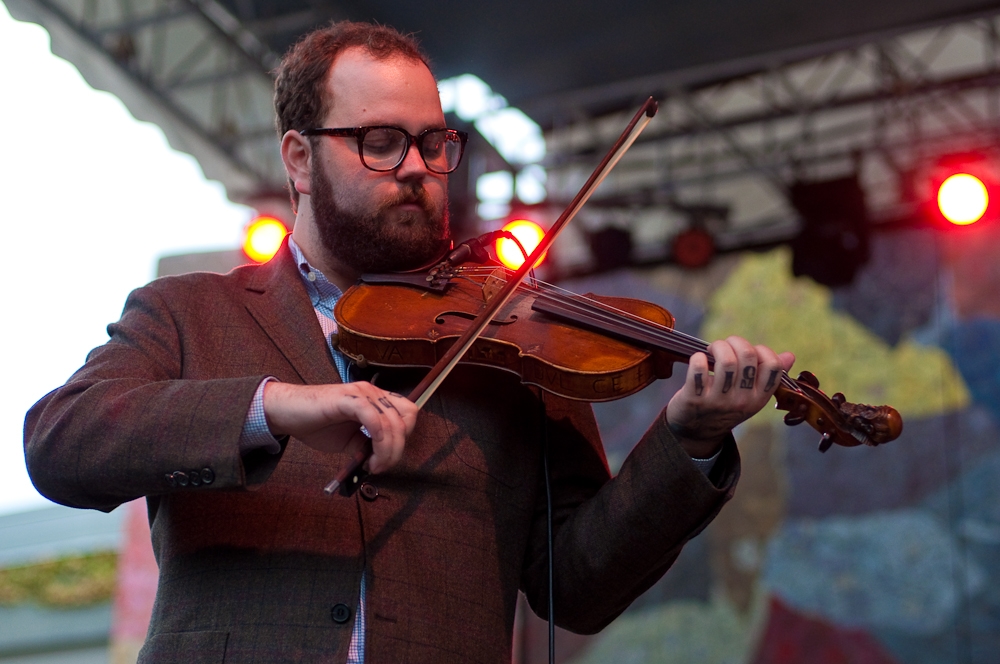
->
[300, 125, 469, 174]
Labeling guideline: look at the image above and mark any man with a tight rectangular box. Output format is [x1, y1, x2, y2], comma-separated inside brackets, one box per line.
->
[25, 21, 793, 663]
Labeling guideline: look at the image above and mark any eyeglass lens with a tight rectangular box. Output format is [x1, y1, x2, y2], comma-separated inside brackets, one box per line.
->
[361, 128, 463, 173]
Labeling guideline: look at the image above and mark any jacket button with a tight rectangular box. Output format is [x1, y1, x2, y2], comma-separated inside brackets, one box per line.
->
[359, 482, 378, 501]
[188, 470, 201, 487]
[201, 468, 215, 485]
[331, 603, 352, 624]
[164, 473, 176, 488]
[173, 471, 189, 487]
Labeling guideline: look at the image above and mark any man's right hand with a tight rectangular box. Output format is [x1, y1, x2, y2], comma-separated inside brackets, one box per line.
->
[262, 381, 418, 474]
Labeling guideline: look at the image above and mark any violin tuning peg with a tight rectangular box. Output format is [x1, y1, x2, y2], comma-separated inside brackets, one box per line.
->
[797, 371, 820, 388]
[818, 433, 833, 453]
[832, 392, 846, 406]
[784, 412, 806, 426]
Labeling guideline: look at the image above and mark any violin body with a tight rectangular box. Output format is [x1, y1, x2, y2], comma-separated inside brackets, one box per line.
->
[334, 265, 903, 450]
[334, 269, 679, 401]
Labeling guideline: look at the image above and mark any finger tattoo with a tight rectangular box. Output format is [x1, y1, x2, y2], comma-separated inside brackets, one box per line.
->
[765, 369, 779, 391]
[367, 397, 384, 414]
[740, 366, 756, 389]
[378, 396, 397, 412]
[722, 371, 734, 393]
[694, 373, 704, 396]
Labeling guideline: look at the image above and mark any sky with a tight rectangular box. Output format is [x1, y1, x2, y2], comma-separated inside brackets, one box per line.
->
[0, 3, 253, 514]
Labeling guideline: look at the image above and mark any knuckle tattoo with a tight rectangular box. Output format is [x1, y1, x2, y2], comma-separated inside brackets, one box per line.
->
[740, 366, 756, 389]
[722, 371, 734, 393]
[765, 369, 779, 391]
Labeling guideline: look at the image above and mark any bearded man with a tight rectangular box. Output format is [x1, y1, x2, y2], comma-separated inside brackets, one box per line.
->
[25, 21, 793, 664]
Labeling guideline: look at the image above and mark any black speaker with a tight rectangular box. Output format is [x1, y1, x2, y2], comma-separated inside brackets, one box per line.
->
[588, 227, 633, 272]
[789, 176, 871, 288]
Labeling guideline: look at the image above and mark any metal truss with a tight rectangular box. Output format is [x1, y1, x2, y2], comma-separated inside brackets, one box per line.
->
[8, 0, 285, 199]
[10, 0, 1000, 237]
[543, 11, 1000, 254]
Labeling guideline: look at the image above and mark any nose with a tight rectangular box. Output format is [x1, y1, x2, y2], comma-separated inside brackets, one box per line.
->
[394, 140, 429, 181]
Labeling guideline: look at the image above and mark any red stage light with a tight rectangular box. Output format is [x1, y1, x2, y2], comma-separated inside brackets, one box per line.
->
[671, 227, 716, 269]
[922, 153, 997, 228]
[243, 216, 287, 262]
[937, 173, 989, 225]
[496, 219, 546, 269]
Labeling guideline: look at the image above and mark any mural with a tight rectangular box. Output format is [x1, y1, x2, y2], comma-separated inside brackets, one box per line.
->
[515, 225, 1000, 664]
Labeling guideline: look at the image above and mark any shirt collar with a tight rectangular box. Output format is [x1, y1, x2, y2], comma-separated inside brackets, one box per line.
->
[287, 235, 344, 311]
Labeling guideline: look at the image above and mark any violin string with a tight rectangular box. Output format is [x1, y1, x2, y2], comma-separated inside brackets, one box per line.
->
[542, 286, 798, 391]
[453, 267, 799, 390]
[515, 276, 799, 391]
[459, 267, 737, 353]
[458, 267, 799, 390]
[459, 267, 711, 350]
[457, 266, 714, 357]
[534, 281, 798, 391]
[535, 289, 712, 357]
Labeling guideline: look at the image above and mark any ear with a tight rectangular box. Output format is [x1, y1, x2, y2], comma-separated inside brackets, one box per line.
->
[280, 130, 313, 196]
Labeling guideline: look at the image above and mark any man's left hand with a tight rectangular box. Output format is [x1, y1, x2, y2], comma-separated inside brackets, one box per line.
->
[666, 336, 795, 459]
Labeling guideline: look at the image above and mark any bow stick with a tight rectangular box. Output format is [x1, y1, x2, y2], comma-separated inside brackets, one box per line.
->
[325, 97, 659, 495]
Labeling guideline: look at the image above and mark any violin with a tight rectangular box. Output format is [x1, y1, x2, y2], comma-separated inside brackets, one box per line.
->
[322, 97, 902, 496]
[333, 262, 903, 452]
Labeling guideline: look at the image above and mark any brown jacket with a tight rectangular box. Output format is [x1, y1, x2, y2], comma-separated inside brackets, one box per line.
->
[24, 242, 739, 663]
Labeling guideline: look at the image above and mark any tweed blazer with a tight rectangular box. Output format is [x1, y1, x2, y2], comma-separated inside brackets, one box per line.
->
[25, 241, 740, 663]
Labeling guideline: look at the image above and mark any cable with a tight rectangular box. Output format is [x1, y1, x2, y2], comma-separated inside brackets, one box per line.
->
[542, 398, 555, 664]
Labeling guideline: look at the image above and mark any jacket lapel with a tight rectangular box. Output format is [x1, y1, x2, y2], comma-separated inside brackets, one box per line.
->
[243, 238, 343, 386]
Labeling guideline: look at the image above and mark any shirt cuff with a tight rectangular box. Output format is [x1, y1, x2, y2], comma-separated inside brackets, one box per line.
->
[239, 377, 282, 455]
[689, 447, 721, 475]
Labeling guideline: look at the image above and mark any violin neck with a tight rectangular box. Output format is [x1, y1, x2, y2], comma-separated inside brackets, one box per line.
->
[531, 292, 709, 361]
[532, 292, 799, 394]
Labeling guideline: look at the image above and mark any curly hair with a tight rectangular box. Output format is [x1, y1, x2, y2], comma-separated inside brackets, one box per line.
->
[273, 21, 432, 207]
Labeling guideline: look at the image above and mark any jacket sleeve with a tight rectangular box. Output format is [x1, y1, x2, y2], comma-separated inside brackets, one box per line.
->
[24, 284, 284, 513]
[520, 391, 739, 634]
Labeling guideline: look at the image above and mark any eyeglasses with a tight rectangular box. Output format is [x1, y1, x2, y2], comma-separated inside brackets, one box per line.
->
[301, 126, 468, 174]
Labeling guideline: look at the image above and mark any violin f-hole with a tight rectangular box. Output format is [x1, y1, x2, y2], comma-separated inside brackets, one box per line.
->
[435, 311, 519, 326]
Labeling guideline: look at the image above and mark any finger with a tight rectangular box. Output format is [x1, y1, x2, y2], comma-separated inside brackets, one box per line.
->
[336, 385, 397, 441]
[371, 396, 410, 472]
[753, 344, 783, 395]
[353, 385, 416, 473]
[778, 351, 795, 372]
[706, 340, 737, 396]
[726, 336, 759, 393]
[340, 427, 374, 474]
[687, 352, 710, 397]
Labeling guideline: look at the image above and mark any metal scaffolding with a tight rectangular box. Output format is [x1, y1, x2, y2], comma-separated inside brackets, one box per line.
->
[6, 0, 284, 200]
[7, 0, 1000, 245]
[541, 11, 1000, 260]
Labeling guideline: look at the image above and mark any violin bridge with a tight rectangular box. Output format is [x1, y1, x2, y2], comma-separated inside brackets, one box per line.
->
[482, 269, 508, 303]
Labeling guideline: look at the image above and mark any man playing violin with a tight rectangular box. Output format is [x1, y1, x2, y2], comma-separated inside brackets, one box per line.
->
[25, 20, 793, 664]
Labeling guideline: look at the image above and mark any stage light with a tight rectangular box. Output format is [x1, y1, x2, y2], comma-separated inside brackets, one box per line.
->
[496, 219, 546, 269]
[671, 227, 715, 269]
[937, 173, 989, 225]
[243, 216, 287, 263]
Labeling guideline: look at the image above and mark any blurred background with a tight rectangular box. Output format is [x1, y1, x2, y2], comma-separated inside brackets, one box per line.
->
[2, 0, 999, 662]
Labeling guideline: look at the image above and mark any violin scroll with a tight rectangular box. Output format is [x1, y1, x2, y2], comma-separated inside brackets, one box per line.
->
[774, 371, 903, 453]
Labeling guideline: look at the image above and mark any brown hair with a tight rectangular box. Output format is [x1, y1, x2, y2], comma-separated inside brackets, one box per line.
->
[274, 21, 432, 208]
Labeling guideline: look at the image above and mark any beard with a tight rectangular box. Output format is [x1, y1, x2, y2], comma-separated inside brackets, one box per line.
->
[310, 159, 450, 274]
